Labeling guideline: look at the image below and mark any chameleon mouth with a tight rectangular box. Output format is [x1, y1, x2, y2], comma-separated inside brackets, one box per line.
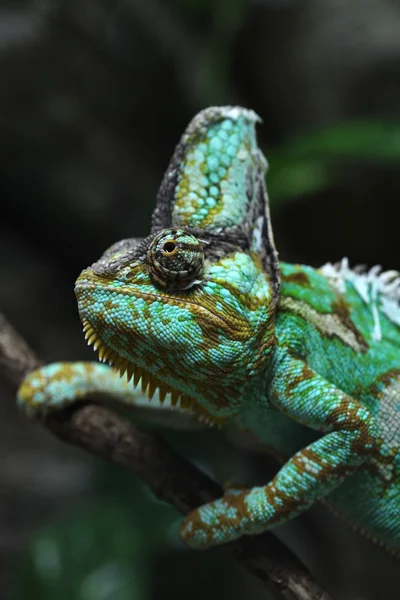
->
[82, 319, 224, 427]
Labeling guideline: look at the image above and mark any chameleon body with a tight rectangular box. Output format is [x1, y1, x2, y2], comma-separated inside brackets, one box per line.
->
[18, 107, 400, 552]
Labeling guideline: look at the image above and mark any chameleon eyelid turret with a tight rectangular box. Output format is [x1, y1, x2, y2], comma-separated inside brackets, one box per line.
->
[146, 229, 205, 290]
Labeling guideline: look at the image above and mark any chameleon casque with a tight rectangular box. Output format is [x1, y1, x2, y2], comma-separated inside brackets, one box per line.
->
[18, 106, 400, 553]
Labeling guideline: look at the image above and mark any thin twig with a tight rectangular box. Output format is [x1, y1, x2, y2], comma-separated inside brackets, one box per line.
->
[0, 313, 331, 600]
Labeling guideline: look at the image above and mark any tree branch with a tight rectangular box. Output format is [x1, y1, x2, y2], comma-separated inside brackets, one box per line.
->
[0, 313, 331, 600]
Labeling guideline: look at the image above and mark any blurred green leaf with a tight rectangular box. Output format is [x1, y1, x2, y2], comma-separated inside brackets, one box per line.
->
[272, 120, 400, 160]
[267, 119, 400, 203]
[267, 160, 332, 203]
[17, 479, 179, 600]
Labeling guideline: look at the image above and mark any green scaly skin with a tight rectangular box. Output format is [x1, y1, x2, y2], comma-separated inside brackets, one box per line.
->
[18, 107, 400, 552]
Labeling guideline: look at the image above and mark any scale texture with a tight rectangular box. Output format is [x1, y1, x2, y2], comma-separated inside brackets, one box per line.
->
[18, 106, 400, 553]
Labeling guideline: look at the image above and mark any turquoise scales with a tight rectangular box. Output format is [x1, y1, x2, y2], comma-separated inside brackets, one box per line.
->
[18, 107, 400, 551]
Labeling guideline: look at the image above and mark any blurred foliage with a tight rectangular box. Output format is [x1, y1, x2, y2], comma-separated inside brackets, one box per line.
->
[16, 428, 263, 600]
[268, 119, 400, 204]
[17, 475, 180, 600]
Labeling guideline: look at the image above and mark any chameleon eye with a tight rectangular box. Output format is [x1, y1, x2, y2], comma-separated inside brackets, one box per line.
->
[147, 229, 204, 290]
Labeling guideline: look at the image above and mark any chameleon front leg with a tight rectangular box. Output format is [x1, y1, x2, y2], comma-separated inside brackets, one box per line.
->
[18, 362, 169, 419]
[180, 354, 379, 549]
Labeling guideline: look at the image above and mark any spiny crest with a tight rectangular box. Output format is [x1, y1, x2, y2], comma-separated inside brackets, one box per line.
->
[321, 258, 400, 340]
[81, 319, 224, 426]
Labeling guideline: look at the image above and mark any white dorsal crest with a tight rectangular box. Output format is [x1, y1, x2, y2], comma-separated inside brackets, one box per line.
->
[321, 258, 400, 342]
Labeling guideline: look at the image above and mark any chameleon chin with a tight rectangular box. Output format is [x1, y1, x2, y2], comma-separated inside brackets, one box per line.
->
[18, 106, 400, 552]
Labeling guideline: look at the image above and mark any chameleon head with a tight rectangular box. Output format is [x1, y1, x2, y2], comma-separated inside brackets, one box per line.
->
[76, 106, 279, 424]
[75, 228, 275, 424]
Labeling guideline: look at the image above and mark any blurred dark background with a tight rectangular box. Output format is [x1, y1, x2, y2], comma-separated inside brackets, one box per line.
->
[0, 1, 399, 599]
